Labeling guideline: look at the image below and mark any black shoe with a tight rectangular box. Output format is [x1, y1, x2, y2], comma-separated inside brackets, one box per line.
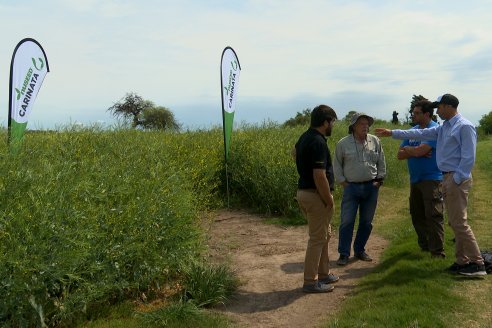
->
[457, 262, 487, 277]
[355, 252, 373, 262]
[336, 255, 349, 266]
[446, 262, 463, 273]
[318, 273, 339, 284]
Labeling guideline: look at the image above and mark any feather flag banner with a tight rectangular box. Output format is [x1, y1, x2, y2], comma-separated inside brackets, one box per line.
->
[9, 38, 50, 148]
[220, 46, 241, 161]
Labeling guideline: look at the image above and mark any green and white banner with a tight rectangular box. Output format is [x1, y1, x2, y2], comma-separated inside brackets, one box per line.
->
[220, 46, 241, 161]
[9, 38, 49, 146]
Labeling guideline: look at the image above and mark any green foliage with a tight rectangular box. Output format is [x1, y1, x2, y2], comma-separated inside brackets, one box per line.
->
[0, 119, 420, 326]
[227, 122, 305, 218]
[181, 262, 238, 307]
[282, 108, 311, 127]
[138, 301, 231, 328]
[140, 106, 180, 131]
[0, 129, 222, 326]
[478, 110, 492, 135]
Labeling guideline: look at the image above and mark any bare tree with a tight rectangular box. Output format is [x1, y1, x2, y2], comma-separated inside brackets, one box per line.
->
[107, 92, 154, 127]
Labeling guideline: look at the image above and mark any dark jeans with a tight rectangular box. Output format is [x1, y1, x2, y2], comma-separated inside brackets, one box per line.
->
[338, 182, 379, 257]
[409, 180, 445, 255]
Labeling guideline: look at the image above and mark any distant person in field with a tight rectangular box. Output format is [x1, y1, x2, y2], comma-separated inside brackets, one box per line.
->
[392, 111, 399, 124]
[376, 94, 487, 277]
[294, 105, 339, 293]
[333, 113, 386, 266]
[398, 100, 445, 258]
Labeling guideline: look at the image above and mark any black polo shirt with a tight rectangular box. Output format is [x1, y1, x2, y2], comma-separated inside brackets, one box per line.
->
[295, 128, 334, 191]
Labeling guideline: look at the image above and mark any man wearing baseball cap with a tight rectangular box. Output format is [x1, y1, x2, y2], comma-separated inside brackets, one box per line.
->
[376, 94, 487, 276]
[333, 113, 386, 266]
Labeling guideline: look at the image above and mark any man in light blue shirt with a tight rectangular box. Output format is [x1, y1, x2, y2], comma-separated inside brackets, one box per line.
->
[376, 94, 486, 277]
[398, 99, 444, 258]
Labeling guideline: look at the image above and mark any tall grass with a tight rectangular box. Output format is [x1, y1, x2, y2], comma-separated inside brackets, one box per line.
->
[0, 121, 412, 326]
[0, 129, 223, 326]
[227, 121, 405, 219]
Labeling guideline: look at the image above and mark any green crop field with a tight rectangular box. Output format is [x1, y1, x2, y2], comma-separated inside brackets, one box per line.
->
[0, 122, 490, 327]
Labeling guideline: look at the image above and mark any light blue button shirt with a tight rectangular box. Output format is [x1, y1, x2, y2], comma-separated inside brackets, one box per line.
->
[392, 114, 477, 184]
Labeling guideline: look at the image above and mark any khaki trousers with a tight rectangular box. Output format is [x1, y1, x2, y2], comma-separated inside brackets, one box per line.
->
[297, 189, 334, 284]
[442, 174, 484, 265]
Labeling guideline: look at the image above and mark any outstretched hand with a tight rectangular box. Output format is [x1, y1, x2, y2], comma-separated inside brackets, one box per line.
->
[375, 128, 392, 137]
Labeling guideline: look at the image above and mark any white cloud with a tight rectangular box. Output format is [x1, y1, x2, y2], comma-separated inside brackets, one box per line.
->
[1, 0, 492, 128]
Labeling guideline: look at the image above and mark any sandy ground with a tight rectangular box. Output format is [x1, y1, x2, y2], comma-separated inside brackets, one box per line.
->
[206, 210, 389, 328]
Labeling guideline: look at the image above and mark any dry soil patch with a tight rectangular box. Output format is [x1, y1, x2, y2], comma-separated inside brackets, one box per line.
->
[206, 210, 389, 328]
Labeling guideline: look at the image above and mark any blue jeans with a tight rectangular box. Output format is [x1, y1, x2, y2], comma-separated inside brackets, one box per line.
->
[338, 182, 379, 257]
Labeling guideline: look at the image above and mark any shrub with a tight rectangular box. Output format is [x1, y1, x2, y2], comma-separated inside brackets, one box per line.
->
[478, 111, 492, 135]
[282, 108, 311, 127]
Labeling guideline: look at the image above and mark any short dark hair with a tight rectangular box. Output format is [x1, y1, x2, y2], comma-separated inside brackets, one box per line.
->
[413, 100, 434, 116]
[310, 105, 337, 128]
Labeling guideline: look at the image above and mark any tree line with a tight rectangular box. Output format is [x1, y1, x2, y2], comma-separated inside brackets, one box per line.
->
[282, 94, 492, 135]
[108, 92, 492, 134]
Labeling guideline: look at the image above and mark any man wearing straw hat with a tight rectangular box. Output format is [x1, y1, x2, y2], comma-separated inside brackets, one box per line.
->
[334, 113, 386, 266]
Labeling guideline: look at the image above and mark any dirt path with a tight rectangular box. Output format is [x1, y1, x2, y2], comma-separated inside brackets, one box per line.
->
[206, 210, 389, 328]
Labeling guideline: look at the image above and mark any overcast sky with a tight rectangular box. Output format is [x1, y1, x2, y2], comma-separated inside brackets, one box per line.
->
[1, 0, 492, 129]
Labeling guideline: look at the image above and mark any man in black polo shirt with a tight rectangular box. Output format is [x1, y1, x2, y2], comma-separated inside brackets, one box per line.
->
[295, 104, 338, 293]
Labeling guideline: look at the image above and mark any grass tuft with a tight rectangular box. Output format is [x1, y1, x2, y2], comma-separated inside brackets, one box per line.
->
[181, 262, 238, 308]
[137, 301, 232, 328]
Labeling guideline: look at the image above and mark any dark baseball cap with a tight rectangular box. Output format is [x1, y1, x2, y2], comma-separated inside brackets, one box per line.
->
[431, 94, 459, 108]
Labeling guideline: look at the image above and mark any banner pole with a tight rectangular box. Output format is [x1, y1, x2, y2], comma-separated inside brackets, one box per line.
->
[225, 162, 230, 208]
[221, 103, 230, 208]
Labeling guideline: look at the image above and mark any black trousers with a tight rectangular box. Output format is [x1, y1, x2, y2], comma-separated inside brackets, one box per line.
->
[409, 180, 445, 255]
